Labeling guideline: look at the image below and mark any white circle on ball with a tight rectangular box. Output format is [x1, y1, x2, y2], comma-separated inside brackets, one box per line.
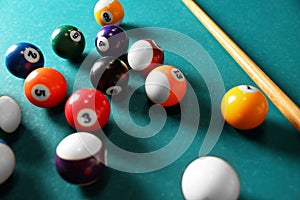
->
[97, 36, 110, 52]
[70, 30, 82, 42]
[106, 86, 122, 96]
[238, 85, 258, 93]
[0, 143, 15, 184]
[145, 70, 170, 104]
[181, 156, 240, 200]
[77, 108, 97, 127]
[128, 40, 153, 70]
[56, 132, 103, 161]
[101, 11, 113, 24]
[23, 47, 40, 63]
[31, 84, 50, 101]
[171, 68, 185, 82]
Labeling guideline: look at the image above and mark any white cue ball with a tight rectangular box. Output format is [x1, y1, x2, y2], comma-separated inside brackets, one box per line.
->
[181, 156, 240, 200]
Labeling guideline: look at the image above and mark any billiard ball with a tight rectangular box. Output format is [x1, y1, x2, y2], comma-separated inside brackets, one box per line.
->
[64, 88, 110, 132]
[127, 39, 164, 73]
[24, 68, 68, 108]
[145, 65, 187, 107]
[90, 56, 129, 96]
[5, 42, 44, 78]
[221, 85, 268, 130]
[0, 139, 16, 184]
[55, 132, 107, 185]
[95, 25, 129, 57]
[94, 0, 124, 26]
[0, 96, 22, 133]
[181, 156, 240, 200]
[51, 25, 85, 59]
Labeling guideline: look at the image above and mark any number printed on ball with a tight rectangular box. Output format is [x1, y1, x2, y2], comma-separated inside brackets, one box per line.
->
[77, 109, 97, 127]
[101, 11, 113, 23]
[106, 86, 122, 96]
[24, 47, 40, 63]
[70, 30, 82, 42]
[97, 37, 110, 52]
[172, 68, 185, 82]
[31, 84, 50, 101]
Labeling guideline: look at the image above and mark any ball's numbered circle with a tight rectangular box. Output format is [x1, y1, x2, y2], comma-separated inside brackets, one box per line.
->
[101, 11, 113, 24]
[171, 68, 185, 82]
[70, 30, 82, 42]
[31, 84, 50, 101]
[106, 86, 122, 96]
[97, 37, 110, 52]
[77, 109, 97, 127]
[23, 47, 40, 63]
[239, 85, 258, 93]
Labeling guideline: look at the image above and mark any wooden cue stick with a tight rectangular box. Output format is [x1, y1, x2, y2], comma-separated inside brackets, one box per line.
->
[182, 0, 300, 132]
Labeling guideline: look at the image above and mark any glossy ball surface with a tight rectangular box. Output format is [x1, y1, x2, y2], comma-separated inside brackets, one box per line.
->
[5, 42, 44, 78]
[94, 0, 124, 26]
[0, 96, 22, 133]
[145, 65, 186, 107]
[95, 25, 128, 57]
[221, 85, 268, 130]
[0, 140, 16, 184]
[24, 68, 68, 108]
[181, 156, 240, 200]
[128, 39, 164, 73]
[55, 132, 107, 185]
[90, 56, 129, 96]
[64, 88, 110, 132]
[51, 25, 85, 59]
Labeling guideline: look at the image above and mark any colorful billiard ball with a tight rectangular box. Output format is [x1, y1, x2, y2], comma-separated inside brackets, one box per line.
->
[221, 85, 268, 130]
[181, 156, 240, 200]
[94, 0, 124, 26]
[5, 42, 44, 78]
[145, 65, 187, 107]
[95, 25, 129, 57]
[51, 25, 85, 59]
[55, 132, 107, 185]
[64, 88, 110, 132]
[0, 140, 16, 184]
[127, 39, 164, 73]
[24, 68, 68, 108]
[0, 96, 22, 133]
[90, 56, 129, 96]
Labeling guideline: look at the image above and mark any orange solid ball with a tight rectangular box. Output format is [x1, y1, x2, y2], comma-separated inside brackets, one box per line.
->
[221, 85, 268, 130]
[24, 68, 68, 108]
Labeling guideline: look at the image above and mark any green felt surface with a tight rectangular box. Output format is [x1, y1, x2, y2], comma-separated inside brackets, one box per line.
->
[0, 0, 300, 199]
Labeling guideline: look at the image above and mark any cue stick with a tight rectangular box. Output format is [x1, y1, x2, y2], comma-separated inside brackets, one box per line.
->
[182, 0, 300, 132]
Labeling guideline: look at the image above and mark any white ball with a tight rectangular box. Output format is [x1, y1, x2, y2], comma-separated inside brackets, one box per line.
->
[181, 156, 240, 200]
[0, 96, 22, 133]
[0, 141, 15, 184]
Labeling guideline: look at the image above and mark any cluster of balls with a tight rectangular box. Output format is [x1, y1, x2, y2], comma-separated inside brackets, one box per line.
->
[1, 0, 186, 186]
[1, 0, 269, 199]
